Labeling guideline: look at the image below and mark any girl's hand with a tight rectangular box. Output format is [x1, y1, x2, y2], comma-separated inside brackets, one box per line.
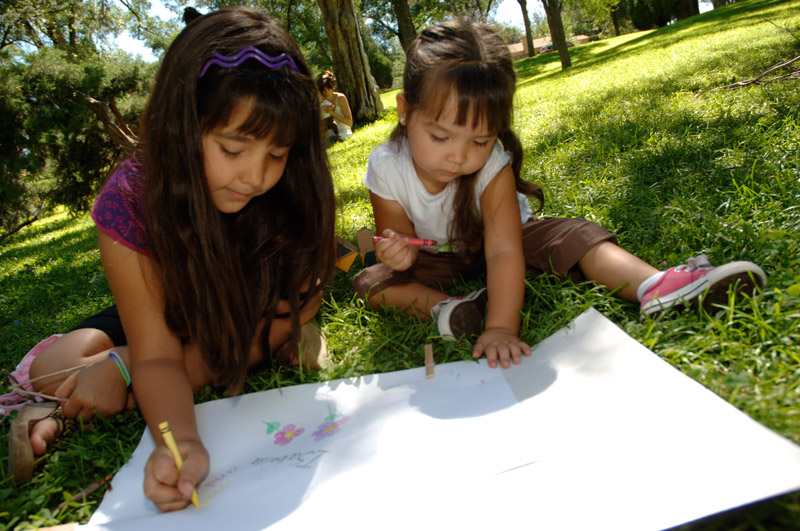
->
[472, 328, 532, 369]
[58, 357, 132, 421]
[144, 438, 209, 512]
[374, 229, 418, 271]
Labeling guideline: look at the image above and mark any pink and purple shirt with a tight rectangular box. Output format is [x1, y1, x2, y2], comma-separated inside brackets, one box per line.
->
[91, 158, 149, 254]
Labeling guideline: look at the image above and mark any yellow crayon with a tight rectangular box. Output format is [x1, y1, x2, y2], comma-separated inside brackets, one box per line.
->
[158, 421, 200, 508]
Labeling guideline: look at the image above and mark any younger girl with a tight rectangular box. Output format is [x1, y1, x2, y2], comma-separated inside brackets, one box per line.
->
[11, 7, 335, 510]
[353, 20, 765, 370]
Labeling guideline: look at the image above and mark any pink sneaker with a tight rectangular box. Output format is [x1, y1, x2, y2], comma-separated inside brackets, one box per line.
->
[435, 288, 488, 340]
[640, 255, 766, 317]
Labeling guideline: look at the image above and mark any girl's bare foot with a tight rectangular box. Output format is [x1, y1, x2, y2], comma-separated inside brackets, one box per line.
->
[29, 416, 60, 454]
[9, 402, 72, 484]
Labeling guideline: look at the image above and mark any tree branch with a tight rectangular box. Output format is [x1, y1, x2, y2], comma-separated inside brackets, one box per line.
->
[0, 197, 46, 244]
[764, 19, 800, 42]
[721, 55, 800, 89]
[85, 96, 138, 150]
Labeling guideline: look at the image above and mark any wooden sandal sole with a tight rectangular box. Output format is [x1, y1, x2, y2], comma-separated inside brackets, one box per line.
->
[8, 401, 70, 484]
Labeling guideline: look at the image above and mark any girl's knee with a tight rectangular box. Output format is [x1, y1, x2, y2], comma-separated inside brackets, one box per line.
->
[30, 329, 115, 381]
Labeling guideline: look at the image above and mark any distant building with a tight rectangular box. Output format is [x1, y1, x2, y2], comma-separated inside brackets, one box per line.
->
[508, 34, 591, 60]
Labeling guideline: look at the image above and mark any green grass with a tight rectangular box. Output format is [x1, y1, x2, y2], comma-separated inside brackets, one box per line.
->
[2, 0, 800, 527]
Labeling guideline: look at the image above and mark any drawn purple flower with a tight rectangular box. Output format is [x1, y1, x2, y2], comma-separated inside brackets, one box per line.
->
[274, 424, 305, 446]
[312, 416, 349, 441]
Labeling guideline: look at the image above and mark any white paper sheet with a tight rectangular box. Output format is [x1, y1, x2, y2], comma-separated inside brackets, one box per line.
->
[82, 308, 800, 530]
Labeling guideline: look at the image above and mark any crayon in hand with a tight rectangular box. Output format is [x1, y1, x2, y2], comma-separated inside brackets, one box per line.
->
[158, 421, 200, 508]
[373, 236, 438, 246]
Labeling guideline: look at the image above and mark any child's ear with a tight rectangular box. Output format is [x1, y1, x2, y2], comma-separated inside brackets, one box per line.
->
[396, 93, 408, 123]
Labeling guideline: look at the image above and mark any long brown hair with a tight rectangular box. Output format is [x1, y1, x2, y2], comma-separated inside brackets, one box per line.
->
[317, 70, 336, 93]
[391, 20, 543, 261]
[140, 7, 335, 390]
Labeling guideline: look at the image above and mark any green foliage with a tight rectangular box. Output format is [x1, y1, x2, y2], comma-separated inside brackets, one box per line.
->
[0, 49, 154, 234]
[561, 0, 636, 39]
[1, 0, 164, 57]
[0, 71, 38, 231]
[364, 38, 394, 88]
[2, 0, 800, 527]
[622, 0, 689, 29]
[493, 20, 525, 44]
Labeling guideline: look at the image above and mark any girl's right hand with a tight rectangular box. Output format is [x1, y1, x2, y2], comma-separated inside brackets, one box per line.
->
[143, 438, 209, 512]
[374, 229, 418, 271]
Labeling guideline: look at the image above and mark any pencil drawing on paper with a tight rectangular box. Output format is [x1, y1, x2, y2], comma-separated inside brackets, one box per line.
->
[275, 424, 305, 446]
[313, 417, 348, 440]
[312, 403, 349, 441]
[260, 404, 350, 446]
[262, 420, 281, 435]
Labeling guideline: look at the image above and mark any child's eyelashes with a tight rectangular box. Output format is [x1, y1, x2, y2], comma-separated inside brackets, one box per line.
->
[426, 134, 491, 148]
[219, 143, 242, 157]
[218, 144, 288, 161]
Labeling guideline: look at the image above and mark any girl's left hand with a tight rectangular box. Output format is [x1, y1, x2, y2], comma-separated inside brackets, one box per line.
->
[472, 329, 531, 369]
[58, 356, 132, 420]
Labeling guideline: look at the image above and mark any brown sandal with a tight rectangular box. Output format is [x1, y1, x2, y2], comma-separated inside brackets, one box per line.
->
[8, 401, 76, 484]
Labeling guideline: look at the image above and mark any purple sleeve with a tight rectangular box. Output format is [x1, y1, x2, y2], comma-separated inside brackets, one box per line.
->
[91, 159, 150, 254]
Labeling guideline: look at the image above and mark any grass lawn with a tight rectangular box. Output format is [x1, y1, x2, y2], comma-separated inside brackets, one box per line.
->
[2, 0, 800, 528]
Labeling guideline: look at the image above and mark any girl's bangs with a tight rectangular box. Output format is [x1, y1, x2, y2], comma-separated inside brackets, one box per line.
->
[419, 66, 510, 134]
[238, 89, 299, 146]
[199, 68, 313, 146]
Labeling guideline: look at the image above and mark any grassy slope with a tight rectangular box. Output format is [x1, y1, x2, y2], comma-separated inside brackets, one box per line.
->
[2, 0, 799, 528]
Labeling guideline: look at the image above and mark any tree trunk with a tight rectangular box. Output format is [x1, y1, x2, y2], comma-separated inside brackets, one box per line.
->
[541, 0, 571, 69]
[676, 0, 700, 20]
[516, 0, 535, 57]
[390, 0, 416, 53]
[285, 0, 295, 34]
[610, 2, 621, 37]
[317, 0, 383, 122]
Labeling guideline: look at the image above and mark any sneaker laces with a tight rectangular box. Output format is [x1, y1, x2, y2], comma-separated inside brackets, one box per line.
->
[675, 254, 712, 272]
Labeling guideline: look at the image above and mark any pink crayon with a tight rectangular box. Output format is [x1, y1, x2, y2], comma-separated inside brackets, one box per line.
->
[373, 236, 438, 246]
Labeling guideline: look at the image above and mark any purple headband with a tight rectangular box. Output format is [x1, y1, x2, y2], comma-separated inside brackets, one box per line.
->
[198, 46, 301, 78]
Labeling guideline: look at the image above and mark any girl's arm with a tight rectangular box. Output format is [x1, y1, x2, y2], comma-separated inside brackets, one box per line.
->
[98, 232, 207, 511]
[370, 191, 419, 271]
[332, 92, 353, 127]
[475, 164, 532, 368]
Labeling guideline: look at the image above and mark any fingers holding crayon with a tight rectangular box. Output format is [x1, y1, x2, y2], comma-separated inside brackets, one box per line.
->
[373, 229, 419, 271]
[144, 436, 208, 512]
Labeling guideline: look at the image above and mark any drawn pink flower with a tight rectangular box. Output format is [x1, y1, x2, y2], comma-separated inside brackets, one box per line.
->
[312, 416, 348, 441]
[274, 424, 305, 446]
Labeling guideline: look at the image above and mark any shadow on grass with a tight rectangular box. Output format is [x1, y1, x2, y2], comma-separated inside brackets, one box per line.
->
[0, 217, 110, 357]
[515, 0, 796, 90]
[511, 1, 800, 261]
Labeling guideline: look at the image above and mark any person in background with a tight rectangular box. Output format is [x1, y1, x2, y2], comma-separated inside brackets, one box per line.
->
[317, 70, 353, 144]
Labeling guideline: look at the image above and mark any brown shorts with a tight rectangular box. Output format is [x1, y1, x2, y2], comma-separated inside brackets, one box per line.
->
[353, 217, 617, 300]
